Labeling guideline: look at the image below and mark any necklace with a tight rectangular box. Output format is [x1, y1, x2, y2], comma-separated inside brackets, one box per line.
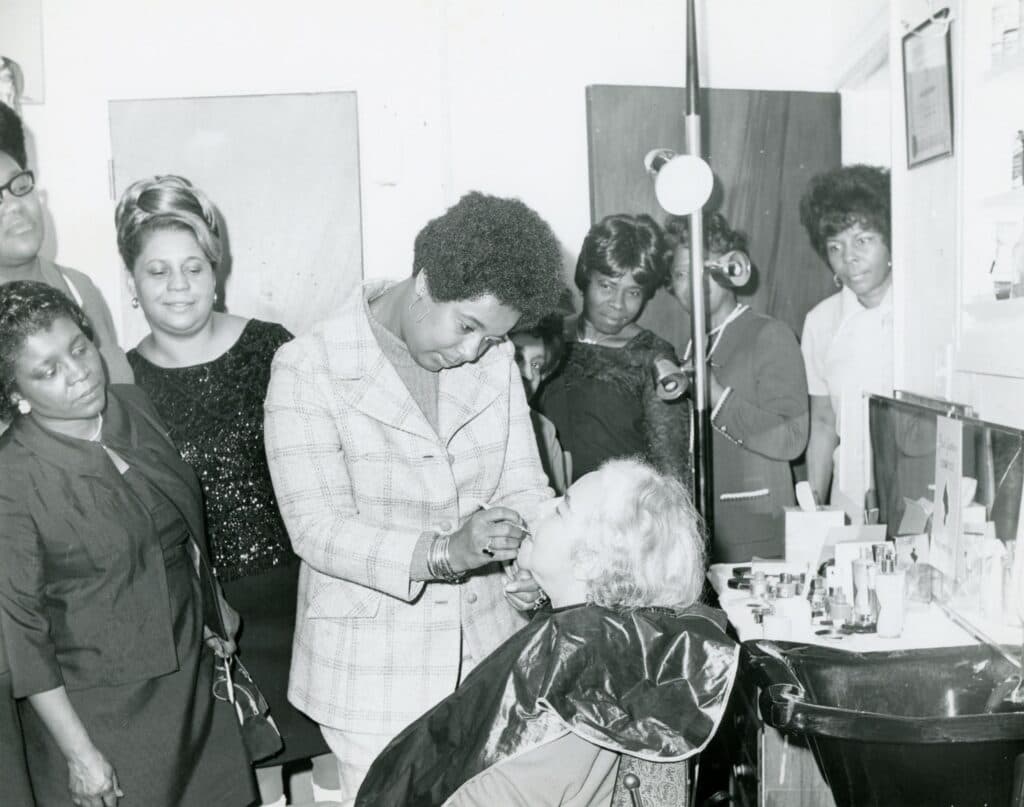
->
[683, 303, 749, 363]
[576, 319, 619, 347]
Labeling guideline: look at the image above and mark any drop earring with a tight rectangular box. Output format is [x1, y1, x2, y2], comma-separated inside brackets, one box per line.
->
[409, 275, 430, 322]
[409, 295, 430, 323]
[131, 296, 140, 308]
[833, 274, 843, 289]
[15, 398, 31, 415]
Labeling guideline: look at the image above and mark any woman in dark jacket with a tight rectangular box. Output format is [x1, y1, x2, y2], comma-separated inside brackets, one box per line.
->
[665, 212, 808, 562]
[0, 281, 255, 807]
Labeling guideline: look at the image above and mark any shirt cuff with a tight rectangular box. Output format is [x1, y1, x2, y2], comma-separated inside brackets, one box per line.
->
[409, 530, 436, 581]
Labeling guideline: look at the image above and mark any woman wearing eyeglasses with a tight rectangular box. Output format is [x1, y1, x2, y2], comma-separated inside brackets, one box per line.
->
[0, 102, 132, 396]
[0, 99, 130, 807]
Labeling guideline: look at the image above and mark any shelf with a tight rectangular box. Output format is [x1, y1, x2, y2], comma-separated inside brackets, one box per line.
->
[982, 187, 1024, 208]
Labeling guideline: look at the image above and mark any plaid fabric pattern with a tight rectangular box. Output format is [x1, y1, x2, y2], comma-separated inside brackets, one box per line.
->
[265, 281, 552, 735]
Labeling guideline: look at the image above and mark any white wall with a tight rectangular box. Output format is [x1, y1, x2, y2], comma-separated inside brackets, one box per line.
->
[841, 64, 892, 167]
[19, 0, 886, 339]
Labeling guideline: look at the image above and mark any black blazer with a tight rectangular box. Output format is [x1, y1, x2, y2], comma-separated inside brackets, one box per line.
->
[0, 385, 216, 696]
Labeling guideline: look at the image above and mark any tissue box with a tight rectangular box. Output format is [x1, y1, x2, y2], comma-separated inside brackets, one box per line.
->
[785, 506, 845, 571]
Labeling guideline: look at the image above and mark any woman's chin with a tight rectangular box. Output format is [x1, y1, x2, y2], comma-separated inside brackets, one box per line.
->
[587, 315, 629, 335]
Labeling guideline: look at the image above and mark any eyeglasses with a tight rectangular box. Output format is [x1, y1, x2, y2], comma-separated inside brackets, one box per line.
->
[0, 170, 35, 204]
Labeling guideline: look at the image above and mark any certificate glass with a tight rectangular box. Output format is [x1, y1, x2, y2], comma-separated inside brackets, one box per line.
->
[902, 11, 954, 168]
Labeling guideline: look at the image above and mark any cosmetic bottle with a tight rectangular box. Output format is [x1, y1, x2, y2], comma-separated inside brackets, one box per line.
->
[809, 576, 828, 624]
[750, 571, 768, 599]
[829, 587, 852, 628]
[875, 558, 907, 638]
[852, 557, 878, 630]
[776, 583, 811, 628]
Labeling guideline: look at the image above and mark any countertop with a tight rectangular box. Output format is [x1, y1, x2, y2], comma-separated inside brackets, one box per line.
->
[709, 562, 1023, 653]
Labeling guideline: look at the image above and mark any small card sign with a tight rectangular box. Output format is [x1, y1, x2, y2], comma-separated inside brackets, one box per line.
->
[930, 415, 963, 581]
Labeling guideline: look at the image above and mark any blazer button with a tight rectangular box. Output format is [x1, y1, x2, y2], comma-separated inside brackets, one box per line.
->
[465, 592, 478, 604]
[447, 452, 457, 464]
[440, 520, 453, 532]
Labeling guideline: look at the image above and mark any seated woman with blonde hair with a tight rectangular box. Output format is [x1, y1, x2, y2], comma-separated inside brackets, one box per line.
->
[356, 458, 739, 807]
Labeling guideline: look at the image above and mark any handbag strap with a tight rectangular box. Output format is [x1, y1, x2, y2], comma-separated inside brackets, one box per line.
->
[124, 398, 231, 641]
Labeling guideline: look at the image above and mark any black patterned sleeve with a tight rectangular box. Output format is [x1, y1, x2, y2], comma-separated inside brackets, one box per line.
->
[257, 320, 295, 357]
[641, 334, 693, 490]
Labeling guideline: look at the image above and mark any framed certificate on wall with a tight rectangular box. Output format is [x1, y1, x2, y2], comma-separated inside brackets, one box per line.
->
[902, 9, 954, 168]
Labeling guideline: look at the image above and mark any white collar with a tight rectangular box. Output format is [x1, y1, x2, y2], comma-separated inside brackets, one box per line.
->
[839, 283, 892, 322]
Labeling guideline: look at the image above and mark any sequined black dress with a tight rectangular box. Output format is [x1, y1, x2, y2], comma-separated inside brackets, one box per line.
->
[128, 319, 327, 765]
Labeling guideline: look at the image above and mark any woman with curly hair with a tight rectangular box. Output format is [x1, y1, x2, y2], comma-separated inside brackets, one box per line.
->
[264, 191, 565, 802]
[0, 281, 255, 807]
[665, 211, 808, 562]
[115, 175, 336, 806]
[536, 214, 689, 485]
[798, 165, 892, 512]
[357, 459, 738, 806]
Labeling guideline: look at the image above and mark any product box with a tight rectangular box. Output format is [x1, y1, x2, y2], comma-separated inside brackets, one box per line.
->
[784, 505, 845, 573]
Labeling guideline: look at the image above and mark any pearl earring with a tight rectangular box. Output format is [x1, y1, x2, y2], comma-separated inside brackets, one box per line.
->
[16, 398, 31, 415]
[131, 297, 140, 308]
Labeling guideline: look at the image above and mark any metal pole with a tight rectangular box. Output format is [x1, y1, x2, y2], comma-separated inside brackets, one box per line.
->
[685, 0, 714, 536]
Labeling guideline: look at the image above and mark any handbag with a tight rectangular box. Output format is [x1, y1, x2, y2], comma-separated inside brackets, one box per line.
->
[130, 406, 285, 764]
[213, 654, 284, 764]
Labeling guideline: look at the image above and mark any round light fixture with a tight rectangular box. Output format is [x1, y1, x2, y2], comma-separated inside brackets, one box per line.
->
[648, 152, 714, 215]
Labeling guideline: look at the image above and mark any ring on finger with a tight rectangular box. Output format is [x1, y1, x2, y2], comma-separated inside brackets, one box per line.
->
[482, 544, 495, 558]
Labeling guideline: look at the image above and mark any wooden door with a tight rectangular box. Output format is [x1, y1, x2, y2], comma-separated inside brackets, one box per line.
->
[586, 85, 841, 354]
[109, 91, 362, 344]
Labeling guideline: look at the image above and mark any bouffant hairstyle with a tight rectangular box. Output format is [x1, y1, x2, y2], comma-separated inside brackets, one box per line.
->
[573, 214, 669, 300]
[571, 458, 705, 611]
[663, 210, 747, 255]
[413, 191, 565, 327]
[0, 281, 95, 420]
[0, 100, 27, 169]
[798, 164, 891, 260]
[115, 175, 223, 271]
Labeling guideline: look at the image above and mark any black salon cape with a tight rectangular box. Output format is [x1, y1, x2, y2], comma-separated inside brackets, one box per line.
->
[356, 603, 739, 806]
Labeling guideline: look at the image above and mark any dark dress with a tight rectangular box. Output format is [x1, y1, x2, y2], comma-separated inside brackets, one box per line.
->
[685, 306, 809, 562]
[0, 656, 33, 807]
[0, 386, 255, 807]
[128, 318, 326, 765]
[537, 328, 691, 486]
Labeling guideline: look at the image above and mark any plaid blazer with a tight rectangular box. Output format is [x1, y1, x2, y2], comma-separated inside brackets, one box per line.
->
[264, 281, 552, 735]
